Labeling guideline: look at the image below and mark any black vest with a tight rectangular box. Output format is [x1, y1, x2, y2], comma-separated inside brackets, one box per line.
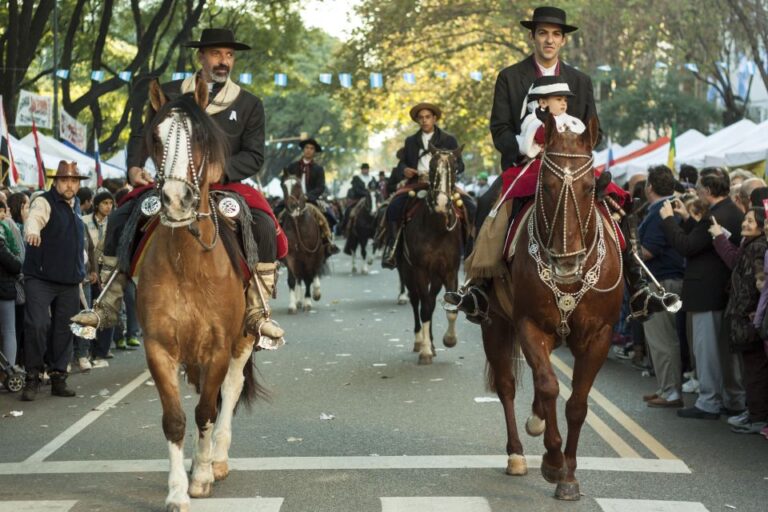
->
[24, 189, 85, 285]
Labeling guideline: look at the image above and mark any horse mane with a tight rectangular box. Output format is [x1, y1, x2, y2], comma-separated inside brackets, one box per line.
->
[147, 94, 230, 184]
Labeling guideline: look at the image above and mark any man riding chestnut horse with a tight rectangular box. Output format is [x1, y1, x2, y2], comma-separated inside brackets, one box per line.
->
[70, 28, 287, 347]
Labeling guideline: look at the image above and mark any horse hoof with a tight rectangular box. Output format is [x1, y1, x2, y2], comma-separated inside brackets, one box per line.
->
[366, 259, 373, 265]
[212, 461, 229, 481]
[443, 334, 458, 348]
[312, 292, 322, 301]
[397, 298, 408, 305]
[188, 480, 213, 498]
[418, 354, 433, 365]
[525, 414, 545, 437]
[506, 454, 528, 476]
[303, 303, 312, 312]
[288, 307, 297, 315]
[351, 267, 358, 274]
[554, 481, 581, 501]
[362, 268, 369, 275]
[540, 461, 567, 484]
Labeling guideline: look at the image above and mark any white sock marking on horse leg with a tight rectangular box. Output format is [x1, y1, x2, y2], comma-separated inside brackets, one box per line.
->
[421, 320, 433, 358]
[312, 277, 321, 294]
[288, 286, 297, 312]
[362, 260, 369, 274]
[213, 350, 250, 466]
[446, 311, 457, 338]
[166, 441, 189, 509]
[190, 420, 214, 494]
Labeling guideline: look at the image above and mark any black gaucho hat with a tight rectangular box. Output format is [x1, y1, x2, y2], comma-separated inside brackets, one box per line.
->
[183, 28, 251, 51]
[520, 6, 578, 33]
[299, 138, 322, 153]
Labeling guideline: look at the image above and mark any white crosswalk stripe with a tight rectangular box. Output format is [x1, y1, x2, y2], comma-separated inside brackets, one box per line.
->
[381, 497, 491, 512]
[188, 497, 284, 512]
[596, 499, 710, 512]
[0, 501, 78, 512]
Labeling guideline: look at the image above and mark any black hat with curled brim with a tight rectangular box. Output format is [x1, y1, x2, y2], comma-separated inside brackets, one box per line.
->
[409, 102, 443, 122]
[520, 6, 578, 33]
[299, 138, 322, 153]
[183, 28, 251, 51]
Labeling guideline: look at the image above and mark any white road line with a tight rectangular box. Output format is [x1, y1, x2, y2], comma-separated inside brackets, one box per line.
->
[596, 498, 710, 511]
[189, 498, 284, 512]
[551, 354, 679, 460]
[381, 496, 491, 512]
[0, 501, 77, 512]
[24, 370, 151, 463]
[0, 455, 691, 475]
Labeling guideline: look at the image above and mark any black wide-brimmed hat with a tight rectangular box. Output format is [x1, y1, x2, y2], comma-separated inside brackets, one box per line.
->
[183, 28, 251, 51]
[299, 138, 322, 153]
[409, 102, 443, 122]
[520, 7, 578, 33]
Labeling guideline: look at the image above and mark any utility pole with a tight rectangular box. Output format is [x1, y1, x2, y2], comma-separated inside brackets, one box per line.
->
[52, 0, 59, 138]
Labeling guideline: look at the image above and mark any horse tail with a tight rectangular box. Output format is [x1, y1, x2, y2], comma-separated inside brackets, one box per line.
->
[483, 318, 524, 392]
[232, 353, 270, 414]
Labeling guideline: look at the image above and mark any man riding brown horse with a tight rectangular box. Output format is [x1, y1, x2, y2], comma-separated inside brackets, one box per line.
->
[445, 6, 679, 323]
[70, 28, 287, 345]
[381, 102, 475, 268]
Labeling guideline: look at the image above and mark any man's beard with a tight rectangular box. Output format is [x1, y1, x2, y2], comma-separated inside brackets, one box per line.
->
[210, 67, 230, 84]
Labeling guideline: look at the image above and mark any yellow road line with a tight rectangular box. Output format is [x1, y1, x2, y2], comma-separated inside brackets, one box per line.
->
[557, 378, 641, 458]
[551, 354, 679, 460]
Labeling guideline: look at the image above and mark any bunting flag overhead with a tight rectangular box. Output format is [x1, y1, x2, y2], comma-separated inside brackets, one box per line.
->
[339, 73, 352, 88]
[274, 73, 288, 87]
[0, 96, 20, 186]
[435, 71, 448, 79]
[118, 71, 132, 82]
[319, 73, 333, 85]
[31, 119, 46, 189]
[667, 123, 676, 170]
[369, 73, 383, 88]
[94, 132, 103, 187]
[91, 70, 105, 81]
[470, 71, 483, 81]
[403, 72, 416, 84]
[56, 69, 70, 79]
[239, 73, 253, 85]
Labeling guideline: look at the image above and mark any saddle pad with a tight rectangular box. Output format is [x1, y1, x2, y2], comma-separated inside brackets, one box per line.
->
[502, 202, 625, 260]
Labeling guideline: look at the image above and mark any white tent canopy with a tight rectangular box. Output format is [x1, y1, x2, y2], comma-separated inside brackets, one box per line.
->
[594, 140, 645, 169]
[720, 119, 768, 167]
[676, 119, 757, 169]
[612, 129, 707, 183]
[7, 134, 61, 186]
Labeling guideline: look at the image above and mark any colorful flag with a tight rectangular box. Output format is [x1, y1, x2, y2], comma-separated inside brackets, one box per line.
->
[0, 96, 19, 186]
[93, 132, 103, 187]
[274, 73, 288, 87]
[339, 73, 352, 88]
[403, 72, 416, 84]
[239, 73, 253, 85]
[56, 69, 70, 79]
[319, 73, 333, 85]
[667, 123, 676, 170]
[118, 71, 133, 82]
[91, 70, 105, 81]
[369, 73, 383, 88]
[470, 71, 483, 81]
[31, 119, 46, 189]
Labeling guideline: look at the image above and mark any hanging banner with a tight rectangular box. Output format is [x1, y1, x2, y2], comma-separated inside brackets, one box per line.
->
[369, 73, 383, 89]
[60, 110, 87, 152]
[319, 73, 333, 85]
[15, 90, 53, 129]
[339, 73, 352, 88]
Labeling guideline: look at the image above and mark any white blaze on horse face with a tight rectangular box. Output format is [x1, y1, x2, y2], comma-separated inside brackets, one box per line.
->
[159, 113, 196, 223]
[166, 440, 190, 510]
[434, 155, 451, 212]
[369, 190, 378, 216]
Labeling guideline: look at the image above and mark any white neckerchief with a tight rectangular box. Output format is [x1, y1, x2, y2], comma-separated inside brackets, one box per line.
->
[418, 131, 435, 172]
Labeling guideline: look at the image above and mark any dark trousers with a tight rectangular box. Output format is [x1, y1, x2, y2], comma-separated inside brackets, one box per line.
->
[475, 177, 502, 232]
[23, 277, 79, 373]
[742, 346, 768, 422]
[103, 199, 277, 264]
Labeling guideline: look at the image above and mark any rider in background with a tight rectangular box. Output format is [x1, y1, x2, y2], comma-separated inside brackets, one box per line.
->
[340, 163, 378, 235]
[284, 138, 340, 257]
[381, 102, 470, 269]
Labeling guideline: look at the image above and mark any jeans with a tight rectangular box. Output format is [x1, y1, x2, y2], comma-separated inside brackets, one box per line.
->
[0, 299, 17, 365]
[124, 280, 139, 339]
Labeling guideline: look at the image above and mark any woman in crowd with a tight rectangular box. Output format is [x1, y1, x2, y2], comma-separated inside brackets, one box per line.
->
[0, 200, 22, 369]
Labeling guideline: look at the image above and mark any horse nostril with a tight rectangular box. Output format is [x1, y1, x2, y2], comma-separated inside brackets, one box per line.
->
[183, 187, 194, 206]
[161, 190, 172, 206]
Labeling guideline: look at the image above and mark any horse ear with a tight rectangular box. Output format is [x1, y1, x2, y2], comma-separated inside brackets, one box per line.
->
[149, 80, 168, 112]
[544, 112, 558, 146]
[584, 117, 600, 149]
[193, 75, 209, 109]
[453, 144, 465, 158]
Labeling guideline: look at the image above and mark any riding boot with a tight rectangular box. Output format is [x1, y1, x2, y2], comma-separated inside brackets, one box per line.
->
[20, 371, 40, 402]
[244, 262, 285, 350]
[382, 222, 402, 269]
[70, 256, 127, 330]
[50, 371, 76, 397]
[309, 205, 340, 256]
[444, 280, 490, 324]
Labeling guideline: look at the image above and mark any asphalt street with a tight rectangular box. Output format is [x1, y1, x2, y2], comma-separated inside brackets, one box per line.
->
[1, 253, 766, 512]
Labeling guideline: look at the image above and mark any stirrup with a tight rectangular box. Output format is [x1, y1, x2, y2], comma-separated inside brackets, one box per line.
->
[626, 287, 680, 323]
[256, 319, 286, 351]
[443, 286, 490, 324]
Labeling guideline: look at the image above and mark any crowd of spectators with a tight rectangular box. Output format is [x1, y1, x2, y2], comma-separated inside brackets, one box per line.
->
[0, 161, 142, 401]
[615, 164, 768, 439]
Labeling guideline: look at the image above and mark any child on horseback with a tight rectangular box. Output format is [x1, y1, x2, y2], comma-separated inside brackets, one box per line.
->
[446, 75, 679, 324]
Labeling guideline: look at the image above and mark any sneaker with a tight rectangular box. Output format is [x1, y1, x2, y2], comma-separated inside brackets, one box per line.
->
[727, 410, 751, 427]
[104, 350, 115, 359]
[730, 421, 768, 434]
[77, 357, 92, 372]
[126, 337, 141, 348]
[115, 338, 128, 350]
[90, 358, 109, 369]
[612, 345, 634, 360]
[682, 378, 700, 394]
[647, 396, 684, 408]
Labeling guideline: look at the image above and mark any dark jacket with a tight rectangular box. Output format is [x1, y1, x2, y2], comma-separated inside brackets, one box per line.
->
[660, 197, 744, 312]
[23, 189, 86, 285]
[714, 234, 767, 353]
[348, 175, 377, 201]
[127, 78, 266, 183]
[403, 126, 464, 174]
[285, 160, 325, 202]
[638, 197, 685, 281]
[0, 236, 21, 301]
[490, 56, 600, 170]
[387, 161, 406, 195]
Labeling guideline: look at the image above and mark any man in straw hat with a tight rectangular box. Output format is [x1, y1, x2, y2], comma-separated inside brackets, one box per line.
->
[21, 161, 88, 401]
[71, 28, 287, 347]
[381, 102, 470, 268]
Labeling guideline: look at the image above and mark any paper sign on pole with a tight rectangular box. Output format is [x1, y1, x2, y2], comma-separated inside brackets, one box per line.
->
[59, 110, 86, 151]
[15, 90, 53, 129]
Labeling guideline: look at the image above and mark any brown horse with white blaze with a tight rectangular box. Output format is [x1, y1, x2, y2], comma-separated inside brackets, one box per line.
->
[138, 80, 266, 511]
[482, 116, 623, 500]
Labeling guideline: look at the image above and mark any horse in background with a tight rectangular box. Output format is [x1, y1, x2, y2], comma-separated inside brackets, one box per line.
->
[344, 187, 381, 274]
[137, 80, 266, 511]
[482, 116, 623, 500]
[398, 145, 465, 364]
[279, 172, 326, 313]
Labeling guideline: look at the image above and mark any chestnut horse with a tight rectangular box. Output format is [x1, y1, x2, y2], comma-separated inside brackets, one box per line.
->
[137, 81, 266, 511]
[279, 172, 326, 313]
[398, 146, 465, 364]
[482, 117, 623, 500]
[344, 187, 380, 275]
